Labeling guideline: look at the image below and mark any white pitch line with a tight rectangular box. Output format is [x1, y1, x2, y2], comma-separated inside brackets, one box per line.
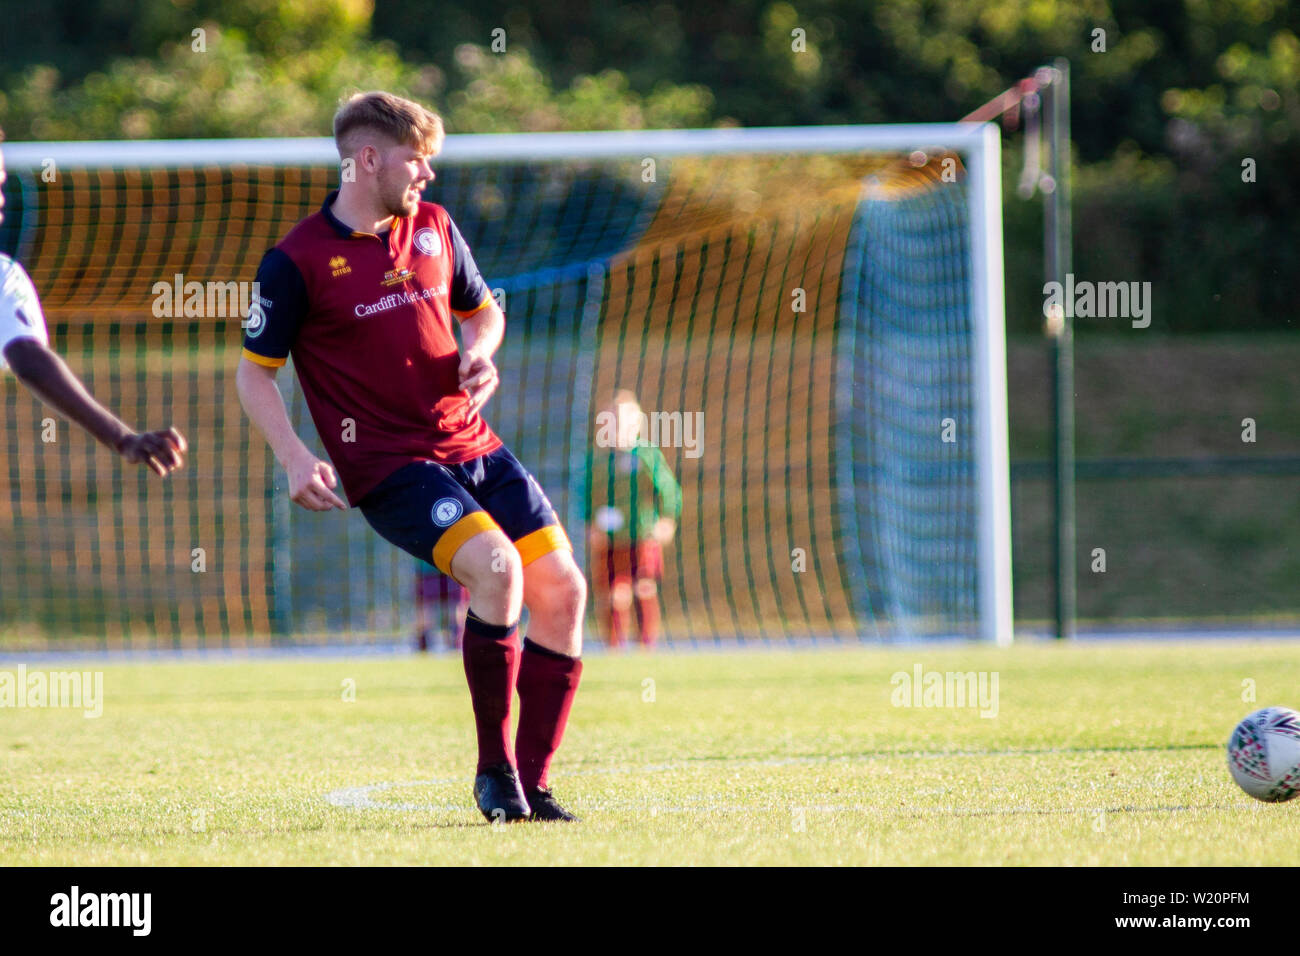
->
[322, 751, 1231, 816]
[324, 780, 463, 812]
[322, 779, 1234, 817]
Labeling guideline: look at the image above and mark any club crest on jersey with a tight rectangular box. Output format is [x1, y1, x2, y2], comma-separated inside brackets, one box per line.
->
[381, 267, 414, 288]
[329, 255, 351, 278]
[14, 307, 32, 328]
[414, 228, 443, 258]
[431, 497, 464, 527]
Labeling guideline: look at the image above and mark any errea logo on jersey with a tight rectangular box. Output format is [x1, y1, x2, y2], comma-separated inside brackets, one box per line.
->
[329, 256, 351, 278]
[414, 228, 443, 258]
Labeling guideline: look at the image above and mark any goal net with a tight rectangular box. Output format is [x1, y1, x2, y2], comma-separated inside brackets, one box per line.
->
[0, 125, 1011, 649]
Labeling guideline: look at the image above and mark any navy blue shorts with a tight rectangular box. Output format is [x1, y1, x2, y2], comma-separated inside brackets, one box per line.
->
[359, 445, 571, 578]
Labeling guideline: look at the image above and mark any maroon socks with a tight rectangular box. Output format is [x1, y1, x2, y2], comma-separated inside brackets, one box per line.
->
[608, 597, 630, 647]
[461, 612, 521, 773]
[636, 587, 660, 648]
[462, 614, 583, 787]
[514, 638, 583, 792]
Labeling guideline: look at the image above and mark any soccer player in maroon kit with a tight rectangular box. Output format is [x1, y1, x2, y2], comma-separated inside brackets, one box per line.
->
[236, 92, 586, 822]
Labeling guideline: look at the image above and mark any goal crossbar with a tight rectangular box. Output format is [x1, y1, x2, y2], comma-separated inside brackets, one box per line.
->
[0, 123, 1012, 646]
[5, 123, 998, 167]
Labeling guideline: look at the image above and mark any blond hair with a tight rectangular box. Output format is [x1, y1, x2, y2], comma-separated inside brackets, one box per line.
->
[333, 91, 444, 158]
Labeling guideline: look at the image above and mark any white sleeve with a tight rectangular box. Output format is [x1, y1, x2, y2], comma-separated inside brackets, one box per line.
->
[0, 255, 50, 371]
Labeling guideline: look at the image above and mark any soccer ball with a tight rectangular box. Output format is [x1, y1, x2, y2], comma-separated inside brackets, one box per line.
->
[1226, 707, 1300, 802]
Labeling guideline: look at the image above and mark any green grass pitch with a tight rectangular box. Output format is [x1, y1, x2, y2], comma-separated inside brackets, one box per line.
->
[3, 641, 1299, 865]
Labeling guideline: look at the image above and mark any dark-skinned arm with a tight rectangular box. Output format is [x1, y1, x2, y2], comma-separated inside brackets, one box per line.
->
[4, 337, 186, 477]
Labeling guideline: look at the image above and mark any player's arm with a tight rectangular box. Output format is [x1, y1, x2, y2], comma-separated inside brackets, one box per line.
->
[648, 445, 682, 544]
[457, 301, 503, 415]
[0, 258, 184, 476]
[5, 339, 186, 476]
[447, 216, 501, 416]
[236, 360, 345, 511]
[236, 248, 346, 512]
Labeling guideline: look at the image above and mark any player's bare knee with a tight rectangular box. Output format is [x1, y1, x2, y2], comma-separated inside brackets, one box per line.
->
[634, 577, 657, 600]
[489, 541, 525, 586]
[611, 580, 634, 609]
[452, 531, 523, 614]
[525, 551, 583, 606]
[549, 559, 586, 623]
[482, 558, 524, 610]
[570, 565, 588, 614]
[541, 553, 585, 604]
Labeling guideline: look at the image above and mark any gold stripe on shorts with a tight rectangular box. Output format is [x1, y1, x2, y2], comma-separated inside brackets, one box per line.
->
[514, 524, 572, 568]
[432, 511, 500, 577]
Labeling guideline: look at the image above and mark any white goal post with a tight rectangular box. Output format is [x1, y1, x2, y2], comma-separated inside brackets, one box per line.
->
[2, 124, 1012, 647]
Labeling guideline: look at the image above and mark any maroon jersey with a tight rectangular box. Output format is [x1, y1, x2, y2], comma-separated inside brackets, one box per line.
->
[242, 190, 499, 504]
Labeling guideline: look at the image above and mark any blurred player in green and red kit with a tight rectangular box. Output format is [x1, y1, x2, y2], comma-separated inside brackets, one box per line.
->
[236, 92, 586, 823]
[585, 391, 682, 649]
[413, 558, 467, 651]
[0, 127, 186, 478]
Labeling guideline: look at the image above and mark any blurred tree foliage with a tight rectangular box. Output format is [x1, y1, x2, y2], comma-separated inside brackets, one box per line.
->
[0, 0, 1297, 331]
[0, 0, 712, 138]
